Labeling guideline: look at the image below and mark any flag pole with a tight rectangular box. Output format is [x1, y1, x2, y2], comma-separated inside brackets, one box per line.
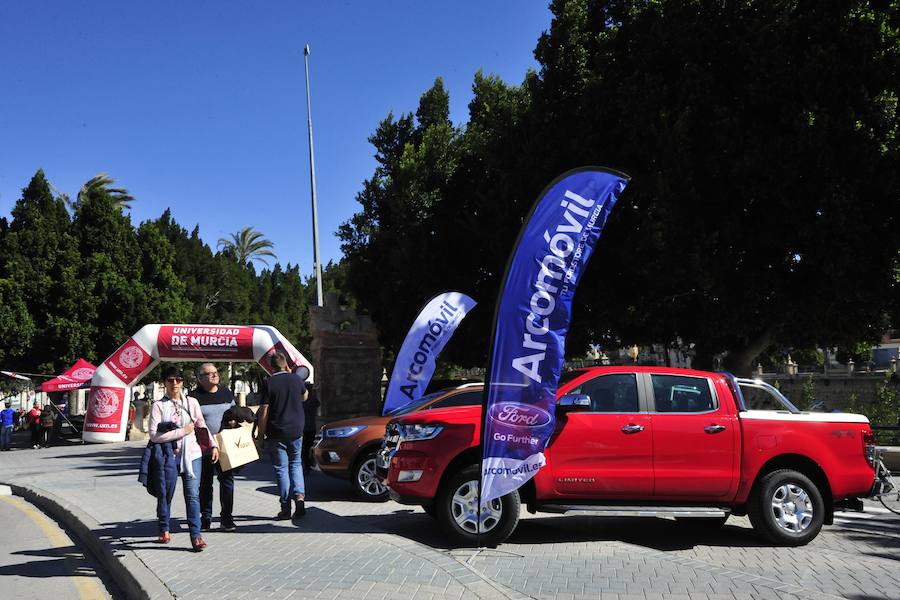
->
[304, 44, 324, 308]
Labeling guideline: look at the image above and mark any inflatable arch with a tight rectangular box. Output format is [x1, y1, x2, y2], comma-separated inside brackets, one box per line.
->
[82, 324, 314, 443]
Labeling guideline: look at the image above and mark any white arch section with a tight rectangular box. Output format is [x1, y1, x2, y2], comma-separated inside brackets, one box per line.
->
[82, 324, 314, 443]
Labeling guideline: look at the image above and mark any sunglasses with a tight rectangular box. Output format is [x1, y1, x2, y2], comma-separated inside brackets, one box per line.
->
[165, 377, 184, 383]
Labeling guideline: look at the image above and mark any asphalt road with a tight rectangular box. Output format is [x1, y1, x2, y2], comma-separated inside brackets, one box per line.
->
[0, 486, 118, 600]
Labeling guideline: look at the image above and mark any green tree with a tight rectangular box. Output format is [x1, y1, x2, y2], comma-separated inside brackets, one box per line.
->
[339, 78, 468, 355]
[342, 1, 900, 373]
[148, 210, 220, 322]
[72, 174, 146, 359]
[217, 227, 276, 269]
[0, 170, 91, 372]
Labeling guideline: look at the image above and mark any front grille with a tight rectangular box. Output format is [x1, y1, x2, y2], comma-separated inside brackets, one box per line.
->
[376, 422, 401, 476]
[383, 422, 400, 452]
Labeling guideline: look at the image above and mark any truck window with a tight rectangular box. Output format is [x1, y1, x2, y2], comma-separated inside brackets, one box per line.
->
[651, 375, 717, 412]
[569, 373, 638, 412]
[737, 381, 800, 413]
[430, 390, 483, 409]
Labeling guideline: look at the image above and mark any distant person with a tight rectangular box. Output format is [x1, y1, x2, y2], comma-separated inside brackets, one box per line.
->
[302, 381, 319, 475]
[256, 353, 307, 521]
[38, 405, 54, 447]
[0, 401, 15, 451]
[27, 401, 41, 449]
[148, 366, 218, 552]
[192, 363, 237, 532]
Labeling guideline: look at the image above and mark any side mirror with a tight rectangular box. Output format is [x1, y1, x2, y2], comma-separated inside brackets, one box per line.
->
[557, 394, 591, 413]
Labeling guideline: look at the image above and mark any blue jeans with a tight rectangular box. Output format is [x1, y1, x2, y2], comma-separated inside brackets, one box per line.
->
[268, 437, 305, 508]
[0, 425, 12, 450]
[157, 456, 202, 538]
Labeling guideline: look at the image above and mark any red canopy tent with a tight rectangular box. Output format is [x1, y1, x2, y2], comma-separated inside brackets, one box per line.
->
[40, 359, 97, 393]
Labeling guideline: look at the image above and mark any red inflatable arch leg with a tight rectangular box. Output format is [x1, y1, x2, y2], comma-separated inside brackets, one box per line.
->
[83, 324, 314, 443]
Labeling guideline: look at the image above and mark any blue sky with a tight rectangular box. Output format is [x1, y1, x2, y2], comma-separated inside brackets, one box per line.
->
[0, 1, 551, 274]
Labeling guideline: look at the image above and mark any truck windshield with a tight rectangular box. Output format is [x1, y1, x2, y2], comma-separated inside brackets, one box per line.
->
[735, 378, 801, 413]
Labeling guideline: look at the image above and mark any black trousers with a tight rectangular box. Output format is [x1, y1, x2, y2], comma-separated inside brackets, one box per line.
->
[200, 452, 235, 521]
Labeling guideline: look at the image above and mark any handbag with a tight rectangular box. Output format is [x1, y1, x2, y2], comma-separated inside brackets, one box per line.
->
[195, 426, 214, 453]
[178, 395, 213, 453]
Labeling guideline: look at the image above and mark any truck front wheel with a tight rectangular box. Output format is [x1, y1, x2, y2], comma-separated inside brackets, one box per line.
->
[436, 464, 520, 547]
[748, 469, 824, 546]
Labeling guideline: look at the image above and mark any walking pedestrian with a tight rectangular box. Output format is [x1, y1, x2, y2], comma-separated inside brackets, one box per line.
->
[192, 363, 237, 532]
[0, 401, 15, 451]
[148, 366, 218, 552]
[302, 382, 319, 475]
[27, 401, 41, 449]
[256, 352, 308, 521]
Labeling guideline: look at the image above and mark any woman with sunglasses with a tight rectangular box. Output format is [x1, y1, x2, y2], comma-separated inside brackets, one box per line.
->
[148, 365, 219, 551]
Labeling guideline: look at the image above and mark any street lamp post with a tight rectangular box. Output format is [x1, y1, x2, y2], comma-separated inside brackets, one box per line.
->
[304, 44, 324, 307]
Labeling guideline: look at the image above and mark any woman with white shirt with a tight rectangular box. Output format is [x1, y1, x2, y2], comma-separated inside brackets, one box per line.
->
[149, 366, 219, 551]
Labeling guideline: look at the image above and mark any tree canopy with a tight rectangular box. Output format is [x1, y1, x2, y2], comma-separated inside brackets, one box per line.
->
[340, 0, 900, 374]
[0, 170, 335, 382]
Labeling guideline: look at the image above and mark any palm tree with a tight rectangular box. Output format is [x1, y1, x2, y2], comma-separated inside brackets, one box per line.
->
[78, 173, 134, 210]
[57, 173, 135, 211]
[217, 227, 277, 268]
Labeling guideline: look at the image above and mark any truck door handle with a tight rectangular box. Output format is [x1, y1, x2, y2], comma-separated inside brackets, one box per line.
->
[704, 425, 726, 434]
[621, 424, 645, 434]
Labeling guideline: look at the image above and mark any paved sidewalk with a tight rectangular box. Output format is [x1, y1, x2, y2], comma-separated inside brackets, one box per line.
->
[1, 438, 899, 600]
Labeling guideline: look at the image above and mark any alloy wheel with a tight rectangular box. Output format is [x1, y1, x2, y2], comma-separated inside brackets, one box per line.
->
[356, 457, 387, 497]
[450, 479, 502, 534]
[770, 483, 813, 533]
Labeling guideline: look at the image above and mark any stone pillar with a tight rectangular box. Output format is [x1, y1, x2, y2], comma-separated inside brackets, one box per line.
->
[310, 292, 382, 421]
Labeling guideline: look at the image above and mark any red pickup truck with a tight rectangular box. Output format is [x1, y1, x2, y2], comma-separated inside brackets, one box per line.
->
[377, 366, 877, 546]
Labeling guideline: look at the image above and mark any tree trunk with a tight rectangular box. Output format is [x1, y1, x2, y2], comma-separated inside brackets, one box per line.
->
[723, 328, 775, 377]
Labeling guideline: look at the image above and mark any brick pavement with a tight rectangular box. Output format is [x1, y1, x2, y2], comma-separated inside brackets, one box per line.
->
[1, 438, 898, 600]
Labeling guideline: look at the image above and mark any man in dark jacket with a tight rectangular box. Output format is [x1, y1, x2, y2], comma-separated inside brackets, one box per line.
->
[193, 363, 237, 532]
[256, 352, 308, 522]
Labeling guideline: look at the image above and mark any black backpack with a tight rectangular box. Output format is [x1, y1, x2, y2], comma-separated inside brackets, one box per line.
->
[40, 408, 54, 428]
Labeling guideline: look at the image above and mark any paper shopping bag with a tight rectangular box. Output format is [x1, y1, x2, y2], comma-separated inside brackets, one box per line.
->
[215, 424, 259, 471]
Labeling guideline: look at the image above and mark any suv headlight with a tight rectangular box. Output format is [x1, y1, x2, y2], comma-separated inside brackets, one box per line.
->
[398, 423, 443, 442]
[324, 425, 367, 438]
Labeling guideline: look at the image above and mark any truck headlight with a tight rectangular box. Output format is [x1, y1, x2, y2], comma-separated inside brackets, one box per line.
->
[398, 424, 443, 442]
[324, 425, 367, 438]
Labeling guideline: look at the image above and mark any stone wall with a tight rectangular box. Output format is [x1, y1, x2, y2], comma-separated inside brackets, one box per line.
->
[762, 373, 896, 413]
[309, 293, 382, 421]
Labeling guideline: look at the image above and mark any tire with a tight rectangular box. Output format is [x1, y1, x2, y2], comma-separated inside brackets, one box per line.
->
[675, 515, 729, 528]
[351, 451, 389, 502]
[878, 470, 900, 515]
[423, 504, 437, 519]
[435, 464, 520, 547]
[748, 469, 824, 546]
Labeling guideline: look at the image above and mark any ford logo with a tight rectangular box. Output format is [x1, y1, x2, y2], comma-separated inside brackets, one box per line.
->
[488, 403, 552, 428]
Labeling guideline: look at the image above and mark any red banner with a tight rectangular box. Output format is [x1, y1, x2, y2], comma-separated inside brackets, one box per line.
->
[84, 386, 126, 433]
[157, 326, 255, 360]
[105, 339, 153, 384]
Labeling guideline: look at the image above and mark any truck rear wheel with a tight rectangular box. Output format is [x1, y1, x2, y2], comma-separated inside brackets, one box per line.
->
[436, 464, 520, 547]
[748, 469, 824, 546]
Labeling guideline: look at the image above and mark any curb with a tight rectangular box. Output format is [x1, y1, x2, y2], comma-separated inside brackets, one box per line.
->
[2, 480, 174, 600]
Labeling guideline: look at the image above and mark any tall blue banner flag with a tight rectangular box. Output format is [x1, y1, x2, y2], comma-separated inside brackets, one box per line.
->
[383, 292, 477, 415]
[480, 167, 629, 502]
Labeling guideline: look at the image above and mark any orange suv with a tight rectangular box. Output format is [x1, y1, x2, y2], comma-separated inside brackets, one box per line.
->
[314, 384, 483, 501]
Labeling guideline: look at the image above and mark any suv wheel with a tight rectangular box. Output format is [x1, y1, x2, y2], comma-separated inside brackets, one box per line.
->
[748, 469, 824, 546]
[436, 464, 520, 546]
[352, 451, 389, 501]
